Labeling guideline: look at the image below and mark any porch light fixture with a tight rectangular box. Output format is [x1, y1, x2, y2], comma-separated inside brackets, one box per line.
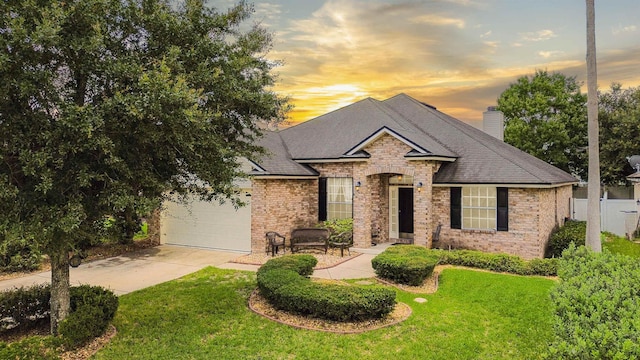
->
[417, 182, 423, 192]
[355, 181, 362, 191]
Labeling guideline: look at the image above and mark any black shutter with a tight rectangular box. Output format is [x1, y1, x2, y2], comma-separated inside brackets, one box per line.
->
[450, 187, 461, 229]
[318, 178, 327, 222]
[497, 187, 508, 231]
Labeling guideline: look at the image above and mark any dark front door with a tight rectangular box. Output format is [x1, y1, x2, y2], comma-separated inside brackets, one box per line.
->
[398, 188, 414, 234]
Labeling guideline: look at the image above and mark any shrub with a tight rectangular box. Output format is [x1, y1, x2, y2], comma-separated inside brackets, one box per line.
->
[59, 305, 106, 348]
[526, 258, 558, 276]
[257, 254, 317, 277]
[547, 244, 640, 359]
[60, 286, 118, 348]
[437, 250, 528, 274]
[404, 248, 558, 276]
[545, 220, 586, 258]
[371, 245, 439, 286]
[0, 284, 50, 333]
[257, 255, 396, 322]
[0, 284, 118, 348]
[70, 285, 119, 324]
[317, 218, 353, 241]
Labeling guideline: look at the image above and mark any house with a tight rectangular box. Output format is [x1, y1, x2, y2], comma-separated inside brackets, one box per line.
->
[160, 93, 576, 259]
[249, 93, 576, 259]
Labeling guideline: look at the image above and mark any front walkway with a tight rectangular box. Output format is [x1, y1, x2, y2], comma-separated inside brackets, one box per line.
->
[1, 244, 391, 295]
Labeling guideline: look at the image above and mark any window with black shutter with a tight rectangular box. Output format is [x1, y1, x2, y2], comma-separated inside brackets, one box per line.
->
[497, 187, 508, 231]
[318, 178, 327, 221]
[450, 187, 461, 229]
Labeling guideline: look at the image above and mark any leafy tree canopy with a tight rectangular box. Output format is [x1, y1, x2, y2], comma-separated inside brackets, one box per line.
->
[497, 70, 587, 180]
[0, 0, 287, 334]
[599, 83, 640, 185]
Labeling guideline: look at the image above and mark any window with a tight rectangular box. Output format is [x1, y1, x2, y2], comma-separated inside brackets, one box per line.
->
[462, 187, 496, 230]
[327, 178, 353, 220]
[450, 187, 508, 231]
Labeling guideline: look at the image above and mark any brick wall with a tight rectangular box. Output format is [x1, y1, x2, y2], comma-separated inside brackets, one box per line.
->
[433, 184, 573, 259]
[250, 178, 318, 253]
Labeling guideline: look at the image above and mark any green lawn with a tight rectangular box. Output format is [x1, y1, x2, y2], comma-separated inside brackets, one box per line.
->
[93, 267, 555, 360]
[603, 232, 640, 258]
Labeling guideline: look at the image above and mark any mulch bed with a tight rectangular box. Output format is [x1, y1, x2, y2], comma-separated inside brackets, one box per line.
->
[248, 289, 412, 334]
[59, 325, 117, 360]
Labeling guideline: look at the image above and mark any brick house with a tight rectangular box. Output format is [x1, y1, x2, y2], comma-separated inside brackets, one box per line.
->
[248, 93, 576, 259]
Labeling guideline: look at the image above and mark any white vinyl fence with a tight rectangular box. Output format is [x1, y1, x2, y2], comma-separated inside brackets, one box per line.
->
[572, 198, 639, 237]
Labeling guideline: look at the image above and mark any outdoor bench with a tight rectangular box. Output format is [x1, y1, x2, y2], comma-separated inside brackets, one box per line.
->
[290, 228, 330, 254]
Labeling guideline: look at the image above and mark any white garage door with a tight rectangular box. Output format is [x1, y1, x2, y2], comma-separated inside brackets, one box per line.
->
[160, 190, 251, 253]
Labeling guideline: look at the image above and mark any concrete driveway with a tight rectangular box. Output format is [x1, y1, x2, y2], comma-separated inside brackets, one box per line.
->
[1, 244, 380, 296]
[0, 245, 241, 295]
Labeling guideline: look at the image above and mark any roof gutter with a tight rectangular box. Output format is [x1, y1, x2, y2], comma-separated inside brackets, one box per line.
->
[433, 182, 578, 189]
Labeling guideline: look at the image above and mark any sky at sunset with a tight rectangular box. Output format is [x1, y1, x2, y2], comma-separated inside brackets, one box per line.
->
[213, 0, 640, 128]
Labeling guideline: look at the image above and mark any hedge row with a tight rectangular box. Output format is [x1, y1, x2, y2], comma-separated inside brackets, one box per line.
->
[257, 255, 396, 322]
[0, 284, 118, 348]
[435, 249, 559, 276]
[547, 245, 640, 358]
[371, 245, 439, 286]
[371, 246, 559, 281]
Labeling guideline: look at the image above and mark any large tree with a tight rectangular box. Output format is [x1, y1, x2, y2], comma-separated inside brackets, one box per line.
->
[497, 70, 588, 180]
[599, 84, 640, 185]
[0, 0, 287, 335]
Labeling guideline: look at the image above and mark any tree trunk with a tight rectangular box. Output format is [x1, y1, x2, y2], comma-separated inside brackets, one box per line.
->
[585, 0, 602, 252]
[49, 244, 71, 335]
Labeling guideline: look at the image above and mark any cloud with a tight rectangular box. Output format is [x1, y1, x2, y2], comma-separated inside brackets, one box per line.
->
[254, 3, 282, 20]
[612, 25, 637, 35]
[538, 50, 564, 59]
[270, 0, 498, 122]
[520, 29, 557, 42]
[484, 41, 499, 48]
[266, 1, 640, 128]
[411, 14, 466, 29]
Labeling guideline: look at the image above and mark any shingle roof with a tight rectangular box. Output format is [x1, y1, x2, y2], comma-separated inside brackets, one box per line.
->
[251, 131, 317, 176]
[253, 93, 577, 185]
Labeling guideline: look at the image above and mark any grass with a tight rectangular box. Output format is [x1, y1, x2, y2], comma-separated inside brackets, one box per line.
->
[603, 232, 640, 257]
[88, 267, 555, 360]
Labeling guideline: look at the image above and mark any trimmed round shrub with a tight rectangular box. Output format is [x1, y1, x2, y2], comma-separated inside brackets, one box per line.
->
[60, 285, 118, 348]
[372, 245, 439, 286]
[59, 305, 106, 348]
[257, 255, 396, 322]
[545, 220, 586, 258]
[257, 254, 317, 277]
